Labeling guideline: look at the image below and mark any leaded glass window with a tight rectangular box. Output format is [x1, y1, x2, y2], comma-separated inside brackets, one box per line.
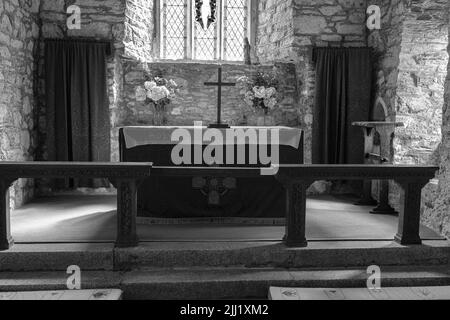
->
[162, 0, 187, 60]
[159, 0, 252, 61]
[223, 0, 247, 61]
[194, 14, 217, 60]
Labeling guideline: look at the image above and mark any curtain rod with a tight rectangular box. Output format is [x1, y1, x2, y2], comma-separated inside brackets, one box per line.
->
[43, 38, 114, 57]
[44, 38, 113, 45]
[313, 45, 370, 49]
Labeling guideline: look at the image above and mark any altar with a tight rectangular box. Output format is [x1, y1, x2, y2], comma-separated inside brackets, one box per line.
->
[119, 126, 304, 218]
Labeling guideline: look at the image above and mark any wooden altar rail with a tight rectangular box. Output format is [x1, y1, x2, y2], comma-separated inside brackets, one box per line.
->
[276, 165, 439, 247]
[0, 162, 152, 251]
[153, 164, 438, 248]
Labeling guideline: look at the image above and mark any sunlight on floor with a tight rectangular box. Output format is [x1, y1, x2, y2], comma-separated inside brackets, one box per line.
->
[10, 195, 444, 243]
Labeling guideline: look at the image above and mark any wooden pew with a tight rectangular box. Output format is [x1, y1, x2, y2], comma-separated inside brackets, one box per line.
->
[276, 165, 439, 247]
[0, 162, 152, 251]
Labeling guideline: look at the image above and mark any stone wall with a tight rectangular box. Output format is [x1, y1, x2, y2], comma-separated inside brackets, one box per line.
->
[422, 1, 450, 238]
[368, 0, 407, 121]
[124, 0, 154, 61]
[257, 0, 295, 62]
[113, 60, 299, 162]
[0, 0, 41, 208]
[257, 0, 369, 163]
[395, 0, 448, 165]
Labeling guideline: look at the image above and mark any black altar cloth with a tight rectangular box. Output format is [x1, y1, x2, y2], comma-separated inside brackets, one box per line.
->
[119, 127, 303, 218]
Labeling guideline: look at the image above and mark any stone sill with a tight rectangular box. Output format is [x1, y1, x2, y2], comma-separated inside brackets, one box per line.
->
[152, 59, 245, 65]
[120, 55, 290, 67]
[145, 60, 278, 67]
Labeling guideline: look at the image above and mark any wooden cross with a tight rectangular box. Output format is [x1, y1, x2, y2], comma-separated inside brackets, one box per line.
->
[204, 67, 236, 129]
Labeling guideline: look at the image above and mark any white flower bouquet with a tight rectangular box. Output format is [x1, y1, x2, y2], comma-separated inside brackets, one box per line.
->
[135, 76, 178, 112]
[236, 71, 279, 114]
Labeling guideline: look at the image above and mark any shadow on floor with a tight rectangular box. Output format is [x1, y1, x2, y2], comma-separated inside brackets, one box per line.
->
[11, 195, 444, 243]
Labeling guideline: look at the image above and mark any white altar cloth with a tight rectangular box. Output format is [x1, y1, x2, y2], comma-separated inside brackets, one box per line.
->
[122, 126, 303, 149]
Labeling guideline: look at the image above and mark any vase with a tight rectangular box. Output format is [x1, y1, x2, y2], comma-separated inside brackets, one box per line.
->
[247, 110, 275, 126]
[152, 103, 167, 126]
[153, 110, 166, 126]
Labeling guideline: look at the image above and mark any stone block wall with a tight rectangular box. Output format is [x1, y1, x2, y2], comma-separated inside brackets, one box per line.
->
[395, 0, 448, 165]
[0, 0, 41, 208]
[113, 60, 299, 162]
[40, 0, 125, 47]
[124, 0, 154, 61]
[257, 0, 295, 62]
[368, 0, 407, 120]
[422, 1, 450, 238]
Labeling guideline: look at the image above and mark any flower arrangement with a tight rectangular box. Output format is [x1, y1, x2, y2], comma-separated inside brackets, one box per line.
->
[135, 76, 178, 112]
[236, 72, 279, 115]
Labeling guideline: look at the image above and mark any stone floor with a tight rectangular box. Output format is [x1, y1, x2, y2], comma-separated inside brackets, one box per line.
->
[10, 195, 443, 243]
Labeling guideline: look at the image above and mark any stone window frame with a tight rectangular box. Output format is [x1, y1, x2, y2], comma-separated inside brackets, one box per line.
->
[153, 0, 258, 62]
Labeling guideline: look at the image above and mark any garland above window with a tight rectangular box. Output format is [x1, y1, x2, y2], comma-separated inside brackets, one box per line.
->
[195, 0, 217, 30]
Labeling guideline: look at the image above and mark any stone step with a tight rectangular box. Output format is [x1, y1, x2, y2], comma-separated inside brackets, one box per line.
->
[0, 243, 114, 272]
[115, 240, 450, 270]
[268, 286, 450, 300]
[1, 266, 450, 300]
[2, 240, 449, 272]
[0, 289, 123, 300]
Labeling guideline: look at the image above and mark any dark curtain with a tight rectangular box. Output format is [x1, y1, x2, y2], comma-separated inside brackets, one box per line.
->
[45, 39, 111, 188]
[312, 47, 372, 164]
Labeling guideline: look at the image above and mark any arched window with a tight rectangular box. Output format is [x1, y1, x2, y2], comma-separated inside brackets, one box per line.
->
[156, 0, 256, 62]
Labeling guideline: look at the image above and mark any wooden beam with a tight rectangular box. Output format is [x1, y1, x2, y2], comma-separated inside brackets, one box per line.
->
[0, 162, 152, 179]
[276, 165, 438, 181]
[151, 166, 262, 177]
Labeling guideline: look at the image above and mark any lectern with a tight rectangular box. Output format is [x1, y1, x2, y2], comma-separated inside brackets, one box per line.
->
[353, 121, 404, 214]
